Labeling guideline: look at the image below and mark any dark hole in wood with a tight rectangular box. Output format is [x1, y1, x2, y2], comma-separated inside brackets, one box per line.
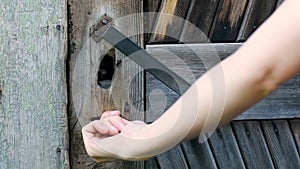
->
[98, 49, 115, 89]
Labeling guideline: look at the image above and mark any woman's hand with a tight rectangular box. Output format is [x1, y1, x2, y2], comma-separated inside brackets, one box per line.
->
[82, 110, 151, 162]
[82, 110, 131, 162]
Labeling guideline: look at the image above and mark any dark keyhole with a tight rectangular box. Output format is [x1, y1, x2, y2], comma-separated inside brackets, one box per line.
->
[98, 49, 115, 89]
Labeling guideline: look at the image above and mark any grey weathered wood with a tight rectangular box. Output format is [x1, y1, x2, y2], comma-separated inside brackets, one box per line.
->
[261, 120, 300, 168]
[69, 0, 145, 168]
[237, 0, 277, 41]
[179, 0, 220, 43]
[144, 0, 162, 44]
[181, 139, 218, 169]
[209, 125, 246, 169]
[144, 157, 160, 169]
[149, 0, 191, 43]
[276, 0, 285, 8]
[209, 0, 248, 42]
[146, 43, 300, 120]
[232, 121, 275, 169]
[156, 145, 189, 169]
[290, 119, 300, 152]
[0, 0, 69, 168]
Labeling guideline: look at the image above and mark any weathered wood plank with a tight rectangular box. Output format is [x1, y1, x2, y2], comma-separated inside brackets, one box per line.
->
[144, 0, 162, 44]
[261, 120, 300, 168]
[237, 0, 277, 41]
[209, 0, 248, 42]
[0, 0, 69, 168]
[69, 0, 145, 168]
[232, 121, 275, 169]
[156, 145, 189, 169]
[181, 139, 218, 169]
[209, 125, 246, 169]
[180, 0, 220, 43]
[144, 157, 160, 169]
[146, 43, 300, 120]
[149, 0, 191, 43]
[290, 119, 300, 154]
[276, 0, 285, 8]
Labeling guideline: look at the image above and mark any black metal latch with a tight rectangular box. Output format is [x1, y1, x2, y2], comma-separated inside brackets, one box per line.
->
[90, 15, 191, 96]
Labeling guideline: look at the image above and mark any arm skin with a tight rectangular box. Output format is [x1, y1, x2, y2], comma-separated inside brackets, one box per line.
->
[82, 0, 300, 161]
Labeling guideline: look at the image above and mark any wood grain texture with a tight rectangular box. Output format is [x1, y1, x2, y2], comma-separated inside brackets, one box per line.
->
[181, 139, 218, 169]
[146, 43, 300, 120]
[276, 0, 285, 8]
[144, 0, 162, 44]
[209, 125, 246, 169]
[180, 0, 220, 43]
[156, 145, 189, 169]
[232, 121, 275, 169]
[0, 0, 69, 168]
[290, 119, 300, 153]
[68, 0, 145, 168]
[237, 0, 277, 41]
[209, 0, 248, 42]
[261, 120, 300, 168]
[149, 0, 191, 43]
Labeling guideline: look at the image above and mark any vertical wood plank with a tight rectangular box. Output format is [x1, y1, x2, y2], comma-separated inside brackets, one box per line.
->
[0, 0, 69, 168]
[237, 0, 277, 41]
[181, 139, 218, 169]
[261, 120, 300, 168]
[209, 0, 248, 42]
[156, 145, 189, 169]
[209, 125, 246, 169]
[232, 121, 275, 169]
[276, 0, 285, 8]
[290, 119, 300, 153]
[144, 158, 160, 169]
[144, 0, 162, 44]
[180, 0, 220, 43]
[69, 0, 145, 168]
[149, 0, 191, 43]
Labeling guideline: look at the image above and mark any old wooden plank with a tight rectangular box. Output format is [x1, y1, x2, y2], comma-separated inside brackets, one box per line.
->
[69, 0, 145, 168]
[237, 0, 277, 41]
[144, 157, 160, 169]
[209, 125, 246, 169]
[149, 0, 191, 43]
[209, 0, 248, 42]
[181, 139, 218, 169]
[144, 0, 162, 44]
[290, 119, 300, 154]
[276, 0, 285, 8]
[261, 120, 300, 168]
[232, 121, 275, 168]
[180, 0, 220, 43]
[0, 0, 69, 168]
[146, 43, 300, 120]
[156, 145, 189, 169]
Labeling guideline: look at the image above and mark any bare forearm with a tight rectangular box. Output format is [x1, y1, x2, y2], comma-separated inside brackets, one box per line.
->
[146, 0, 300, 141]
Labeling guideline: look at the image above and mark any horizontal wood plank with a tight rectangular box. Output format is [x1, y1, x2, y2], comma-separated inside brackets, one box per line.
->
[146, 43, 300, 120]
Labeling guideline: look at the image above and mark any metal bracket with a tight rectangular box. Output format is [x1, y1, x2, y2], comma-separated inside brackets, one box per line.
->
[90, 15, 190, 95]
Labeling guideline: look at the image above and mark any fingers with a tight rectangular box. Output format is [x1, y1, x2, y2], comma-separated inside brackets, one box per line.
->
[101, 110, 121, 119]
